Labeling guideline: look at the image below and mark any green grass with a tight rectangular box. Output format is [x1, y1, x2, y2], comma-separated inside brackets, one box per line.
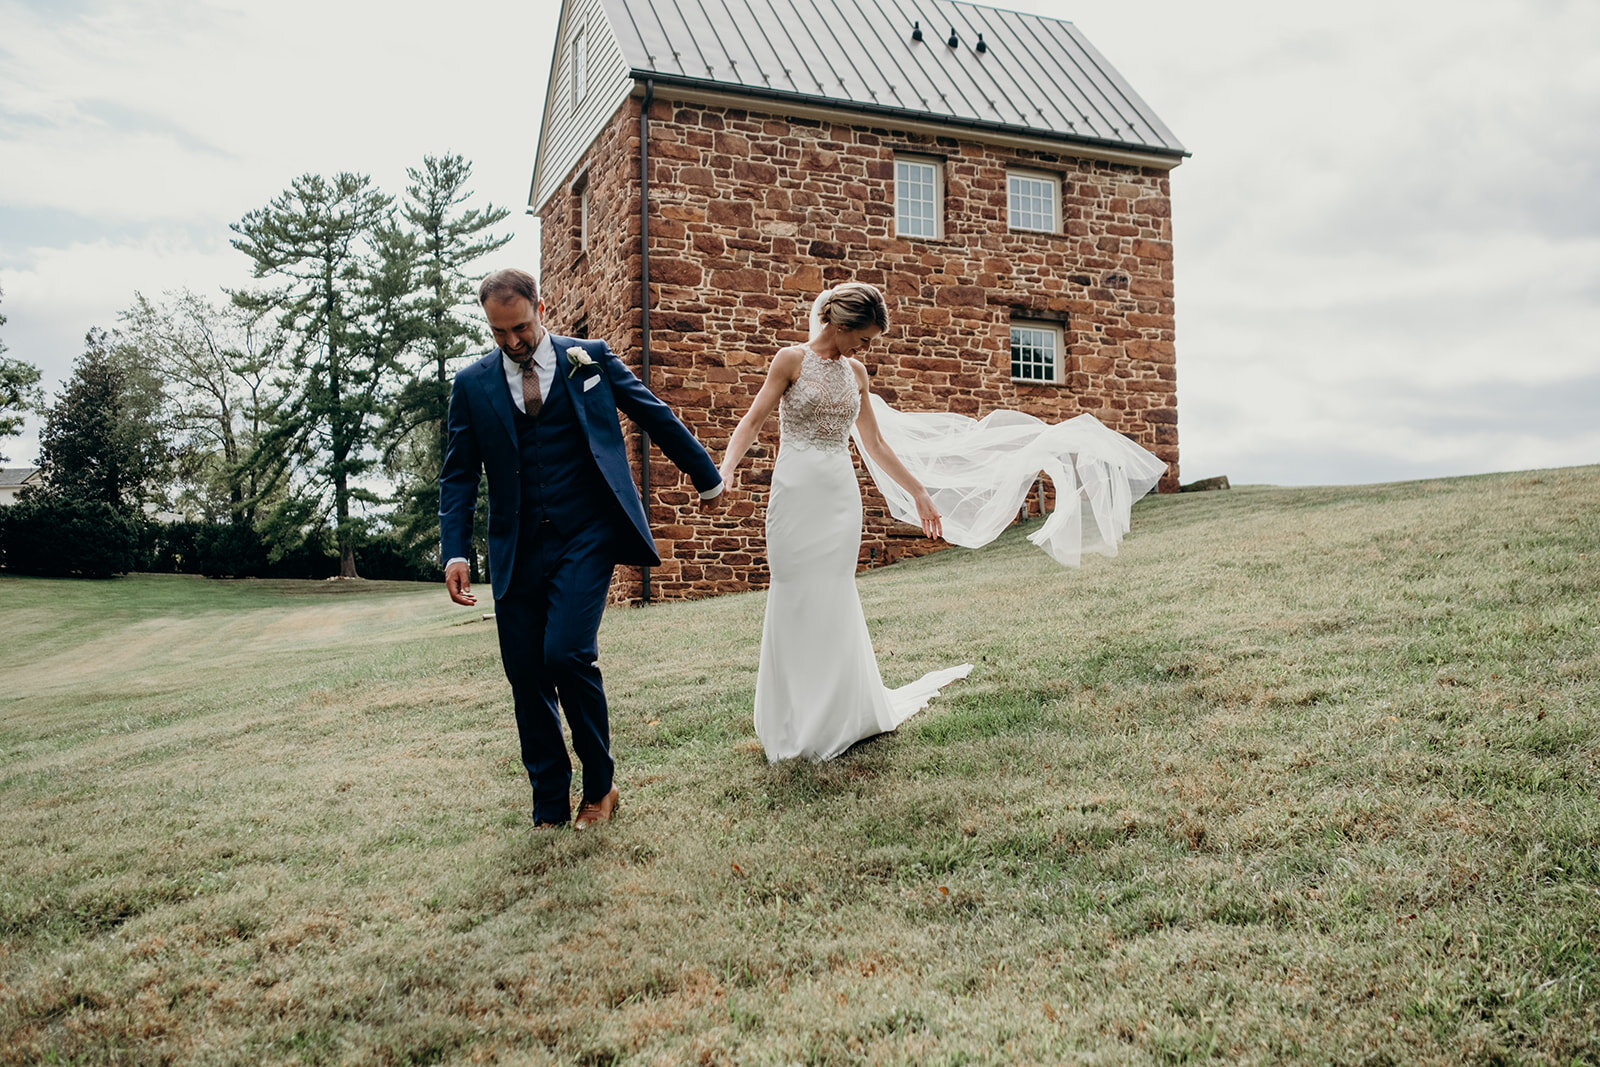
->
[2, 466, 1598, 1065]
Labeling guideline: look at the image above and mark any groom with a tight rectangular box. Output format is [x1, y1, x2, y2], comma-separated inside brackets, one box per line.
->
[440, 269, 724, 829]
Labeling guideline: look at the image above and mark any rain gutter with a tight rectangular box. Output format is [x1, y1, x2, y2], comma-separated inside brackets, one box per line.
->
[638, 78, 654, 605]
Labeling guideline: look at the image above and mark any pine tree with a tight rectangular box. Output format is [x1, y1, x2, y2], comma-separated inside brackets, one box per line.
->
[384, 155, 511, 579]
[231, 172, 416, 577]
[404, 153, 512, 457]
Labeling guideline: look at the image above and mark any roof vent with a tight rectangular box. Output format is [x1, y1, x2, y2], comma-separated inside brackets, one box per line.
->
[975, 33, 987, 54]
[911, 20, 923, 42]
[947, 28, 959, 48]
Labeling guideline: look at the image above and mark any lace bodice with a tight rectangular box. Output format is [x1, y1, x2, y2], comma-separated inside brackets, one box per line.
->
[779, 345, 860, 452]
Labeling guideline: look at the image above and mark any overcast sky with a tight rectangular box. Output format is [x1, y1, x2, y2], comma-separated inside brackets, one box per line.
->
[2, 0, 1596, 485]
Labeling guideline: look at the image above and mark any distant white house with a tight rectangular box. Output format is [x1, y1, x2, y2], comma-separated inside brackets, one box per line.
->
[0, 467, 40, 506]
[0, 468, 190, 521]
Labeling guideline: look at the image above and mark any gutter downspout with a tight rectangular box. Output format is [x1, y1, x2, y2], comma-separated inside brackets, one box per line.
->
[639, 79, 654, 605]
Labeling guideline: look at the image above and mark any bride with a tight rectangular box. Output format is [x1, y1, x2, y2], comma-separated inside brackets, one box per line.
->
[718, 283, 1168, 763]
[718, 282, 970, 762]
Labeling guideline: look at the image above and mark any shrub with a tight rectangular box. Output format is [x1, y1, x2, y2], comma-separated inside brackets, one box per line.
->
[195, 523, 269, 578]
[1, 495, 140, 578]
[350, 531, 435, 582]
[2, 502, 439, 582]
[138, 519, 201, 574]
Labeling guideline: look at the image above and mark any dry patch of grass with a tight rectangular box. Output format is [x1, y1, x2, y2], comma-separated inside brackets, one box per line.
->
[2, 466, 1598, 1064]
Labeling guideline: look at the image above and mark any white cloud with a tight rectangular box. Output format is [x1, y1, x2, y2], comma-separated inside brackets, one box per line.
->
[0, 0, 554, 461]
[1077, 0, 1600, 483]
[0, 231, 244, 462]
[1, 0, 561, 223]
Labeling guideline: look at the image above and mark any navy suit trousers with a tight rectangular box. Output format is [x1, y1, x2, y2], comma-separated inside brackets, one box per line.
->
[494, 519, 616, 824]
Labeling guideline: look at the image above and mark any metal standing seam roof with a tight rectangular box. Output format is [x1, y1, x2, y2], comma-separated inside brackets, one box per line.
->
[598, 0, 1186, 159]
[0, 467, 40, 487]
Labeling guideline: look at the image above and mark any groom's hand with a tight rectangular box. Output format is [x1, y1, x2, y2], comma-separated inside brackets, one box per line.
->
[698, 482, 728, 512]
[445, 561, 477, 606]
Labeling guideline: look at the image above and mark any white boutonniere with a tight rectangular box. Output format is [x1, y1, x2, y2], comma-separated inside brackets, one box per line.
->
[566, 346, 597, 379]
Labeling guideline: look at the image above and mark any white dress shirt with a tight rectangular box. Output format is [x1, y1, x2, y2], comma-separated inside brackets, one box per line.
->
[503, 331, 556, 412]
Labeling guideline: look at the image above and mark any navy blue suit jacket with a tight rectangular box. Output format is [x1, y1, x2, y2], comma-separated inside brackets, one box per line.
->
[438, 335, 721, 600]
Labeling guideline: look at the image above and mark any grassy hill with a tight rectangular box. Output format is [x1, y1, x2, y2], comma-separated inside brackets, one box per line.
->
[1, 467, 1597, 1065]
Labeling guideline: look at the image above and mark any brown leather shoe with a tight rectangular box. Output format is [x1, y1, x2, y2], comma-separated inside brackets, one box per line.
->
[573, 786, 619, 830]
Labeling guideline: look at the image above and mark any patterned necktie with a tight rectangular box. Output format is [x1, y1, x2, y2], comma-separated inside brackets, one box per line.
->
[520, 357, 542, 418]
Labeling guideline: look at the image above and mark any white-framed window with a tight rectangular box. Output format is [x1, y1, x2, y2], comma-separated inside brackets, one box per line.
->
[895, 155, 942, 239]
[570, 171, 590, 256]
[1010, 321, 1064, 383]
[572, 28, 588, 106]
[1007, 170, 1060, 233]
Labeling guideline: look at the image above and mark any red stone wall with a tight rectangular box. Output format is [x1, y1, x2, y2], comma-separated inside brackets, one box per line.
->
[539, 95, 1178, 603]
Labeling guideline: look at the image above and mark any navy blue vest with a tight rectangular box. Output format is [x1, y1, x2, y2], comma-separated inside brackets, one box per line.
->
[514, 369, 615, 543]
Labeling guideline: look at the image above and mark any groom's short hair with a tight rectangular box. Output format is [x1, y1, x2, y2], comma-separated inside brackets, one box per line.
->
[479, 268, 539, 307]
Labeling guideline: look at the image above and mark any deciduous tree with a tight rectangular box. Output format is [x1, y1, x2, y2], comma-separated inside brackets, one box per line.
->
[36, 328, 169, 511]
[0, 286, 43, 464]
[118, 289, 281, 523]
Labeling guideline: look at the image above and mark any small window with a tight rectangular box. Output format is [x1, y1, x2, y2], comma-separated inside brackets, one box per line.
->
[1010, 322, 1063, 383]
[572, 29, 588, 106]
[895, 156, 942, 239]
[571, 171, 589, 254]
[1007, 170, 1059, 233]
[573, 315, 590, 339]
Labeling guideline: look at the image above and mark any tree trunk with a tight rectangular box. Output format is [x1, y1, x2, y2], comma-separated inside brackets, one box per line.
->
[326, 275, 358, 578]
[334, 461, 359, 577]
[220, 414, 245, 523]
[437, 348, 449, 466]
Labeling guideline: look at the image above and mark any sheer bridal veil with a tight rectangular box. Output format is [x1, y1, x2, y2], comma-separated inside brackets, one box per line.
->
[813, 289, 1169, 567]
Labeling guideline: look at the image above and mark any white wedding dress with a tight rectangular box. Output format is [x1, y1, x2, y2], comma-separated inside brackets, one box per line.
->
[751, 320, 1169, 763]
[754, 344, 972, 762]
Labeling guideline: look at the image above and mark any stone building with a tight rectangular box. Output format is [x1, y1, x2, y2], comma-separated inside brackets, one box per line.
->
[529, 0, 1187, 602]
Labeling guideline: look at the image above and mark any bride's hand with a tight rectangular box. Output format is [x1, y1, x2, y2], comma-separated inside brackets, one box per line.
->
[914, 491, 942, 540]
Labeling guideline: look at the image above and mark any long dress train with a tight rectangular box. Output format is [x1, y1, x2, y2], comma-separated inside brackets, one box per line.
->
[853, 397, 1169, 568]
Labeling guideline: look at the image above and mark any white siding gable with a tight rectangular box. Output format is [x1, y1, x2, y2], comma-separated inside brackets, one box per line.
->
[529, 0, 634, 214]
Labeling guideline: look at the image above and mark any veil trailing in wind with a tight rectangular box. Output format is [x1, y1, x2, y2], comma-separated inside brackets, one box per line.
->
[812, 288, 1168, 567]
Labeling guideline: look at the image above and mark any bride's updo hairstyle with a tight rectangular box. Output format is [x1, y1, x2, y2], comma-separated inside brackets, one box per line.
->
[815, 283, 889, 333]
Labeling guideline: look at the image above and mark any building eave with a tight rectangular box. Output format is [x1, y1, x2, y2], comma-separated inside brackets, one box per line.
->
[630, 72, 1188, 171]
